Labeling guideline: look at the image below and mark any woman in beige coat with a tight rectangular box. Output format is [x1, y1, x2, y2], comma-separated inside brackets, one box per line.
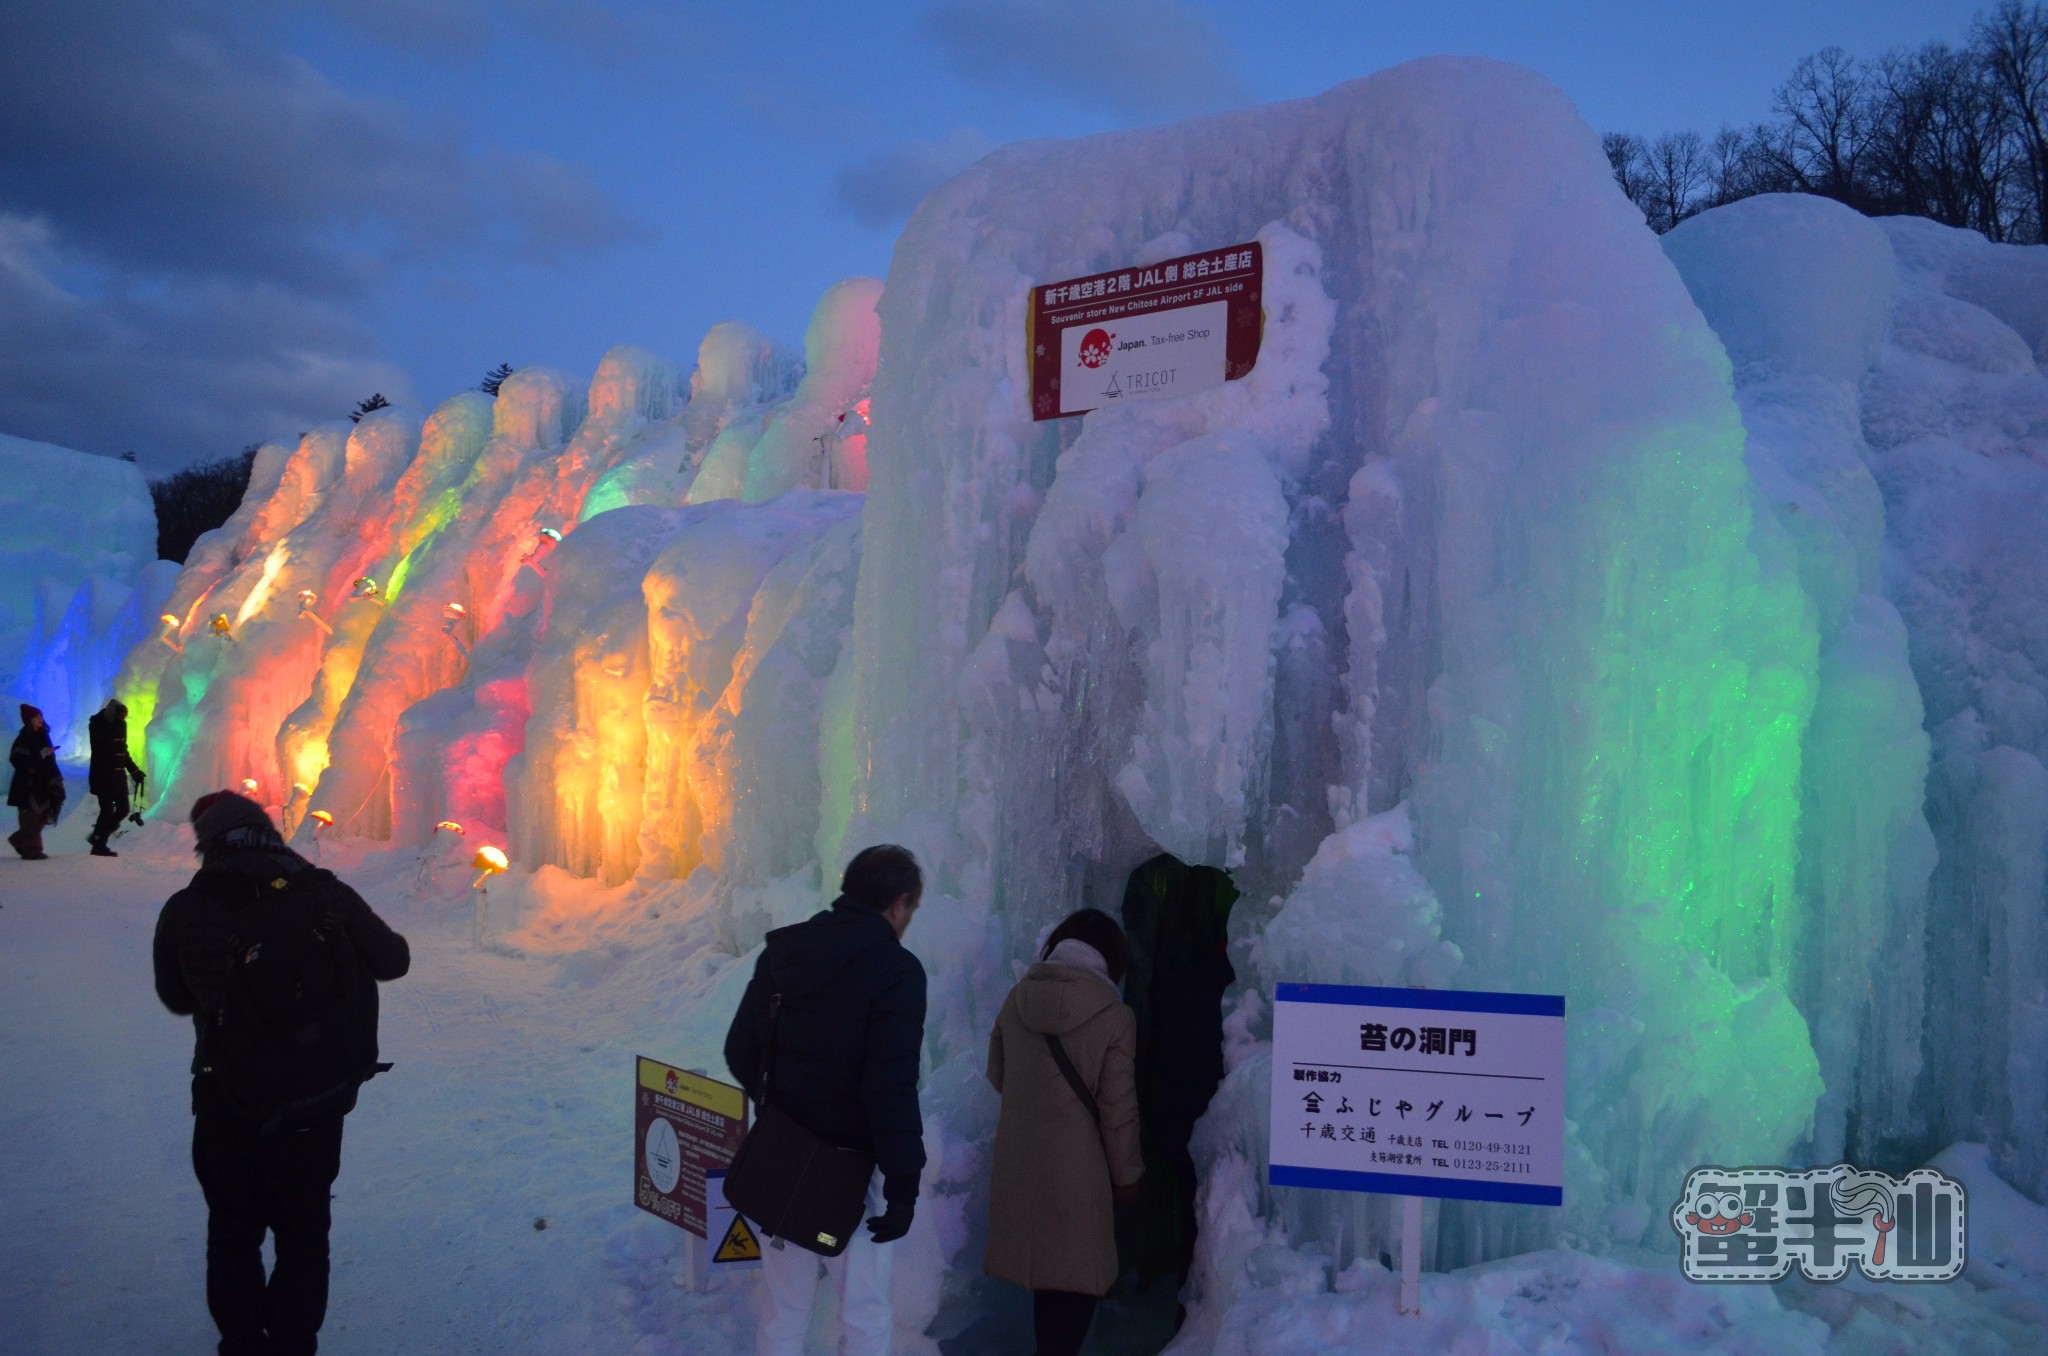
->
[985, 908, 1144, 1356]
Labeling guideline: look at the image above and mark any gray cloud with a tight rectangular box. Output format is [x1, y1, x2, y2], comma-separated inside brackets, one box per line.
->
[0, 1, 648, 292]
[924, 0, 1249, 122]
[0, 215, 412, 470]
[303, 0, 682, 67]
[0, 0, 648, 467]
[834, 130, 999, 228]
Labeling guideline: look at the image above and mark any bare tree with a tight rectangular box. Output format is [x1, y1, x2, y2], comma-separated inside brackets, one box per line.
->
[1869, 43, 2017, 236]
[1769, 47, 1876, 206]
[1605, 131, 1652, 216]
[1977, 0, 2048, 239]
[1647, 131, 1712, 230]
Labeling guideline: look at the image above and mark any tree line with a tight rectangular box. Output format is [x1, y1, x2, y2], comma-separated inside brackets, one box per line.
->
[1607, 0, 2048, 238]
[146, 364, 516, 562]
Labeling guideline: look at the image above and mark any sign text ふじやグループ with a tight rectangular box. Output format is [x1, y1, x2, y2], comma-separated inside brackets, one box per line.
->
[1268, 984, 1566, 1207]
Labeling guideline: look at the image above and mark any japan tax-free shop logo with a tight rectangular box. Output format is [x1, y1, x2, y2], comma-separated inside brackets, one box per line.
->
[1671, 1164, 1966, 1282]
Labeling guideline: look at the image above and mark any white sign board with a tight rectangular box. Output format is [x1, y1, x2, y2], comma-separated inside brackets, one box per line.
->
[1027, 242, 1263, 419]
[1268, 983, 1565, 1207]
[1057, 299, 1230, 413]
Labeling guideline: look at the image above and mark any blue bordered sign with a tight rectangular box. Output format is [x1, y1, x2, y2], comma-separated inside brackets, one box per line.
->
[1268, 983, 1566, 1207]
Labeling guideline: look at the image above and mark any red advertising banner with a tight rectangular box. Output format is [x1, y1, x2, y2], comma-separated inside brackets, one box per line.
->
[634, 1056, 748, 1238]
[1028, 241, 1263, 420]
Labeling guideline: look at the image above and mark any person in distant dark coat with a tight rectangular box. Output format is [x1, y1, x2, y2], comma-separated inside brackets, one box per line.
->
[7, 704, 64, 860]
[87, 697, 144, 856]
[724, 844, 927, 1356]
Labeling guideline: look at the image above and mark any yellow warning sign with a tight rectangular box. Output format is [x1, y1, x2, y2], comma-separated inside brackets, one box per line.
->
[713, 1212, 761, 1264]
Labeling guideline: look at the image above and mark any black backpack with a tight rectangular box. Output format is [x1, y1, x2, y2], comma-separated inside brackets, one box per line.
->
[198, 867, 389, 1131]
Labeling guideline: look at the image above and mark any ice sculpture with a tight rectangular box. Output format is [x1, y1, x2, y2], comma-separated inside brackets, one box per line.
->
[92, 56, 2048, 1339]
[0, 432, 170, 758]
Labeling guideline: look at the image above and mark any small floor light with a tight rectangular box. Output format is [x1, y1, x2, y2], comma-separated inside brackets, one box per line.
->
[298, 589, 333, 635]
[209, 613, 235, 643]
[240, 777, 259, 796]
[443, 601, 470, 655]
[434, 820, 466, 836]
[471, 844, 508, 891]
[352, 576, 383, 605]
[159, 613, 183, 653]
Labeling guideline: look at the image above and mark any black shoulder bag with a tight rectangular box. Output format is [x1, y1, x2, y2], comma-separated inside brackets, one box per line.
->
[722, 992, 878, 1257]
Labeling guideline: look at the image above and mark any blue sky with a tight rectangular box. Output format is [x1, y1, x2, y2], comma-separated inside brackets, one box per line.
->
[0, 0, 1991, 469]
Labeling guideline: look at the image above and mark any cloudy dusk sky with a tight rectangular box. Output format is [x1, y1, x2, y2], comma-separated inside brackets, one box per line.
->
[0, 0, 1988, 469]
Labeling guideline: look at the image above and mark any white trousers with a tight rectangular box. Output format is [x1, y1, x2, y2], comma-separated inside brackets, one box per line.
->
[755, 1170, 894, 1356]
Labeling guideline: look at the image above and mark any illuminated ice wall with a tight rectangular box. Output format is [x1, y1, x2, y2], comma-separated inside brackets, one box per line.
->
[102, 57, 2048, 1320]
[0, 432, 173, 758]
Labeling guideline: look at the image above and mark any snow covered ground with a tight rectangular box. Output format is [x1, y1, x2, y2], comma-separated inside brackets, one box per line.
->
[5, 829, 2047, 1355]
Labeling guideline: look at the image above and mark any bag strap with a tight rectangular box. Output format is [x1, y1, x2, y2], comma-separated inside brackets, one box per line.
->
[762, 992, 784, 1109]
[1044, 1033, 1101, 1129]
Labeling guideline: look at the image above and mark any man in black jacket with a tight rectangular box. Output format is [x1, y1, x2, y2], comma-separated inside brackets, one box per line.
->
[86, 697, 144, 856]
[154, 791, 410, 1356]
[724, 844, 926, 1356]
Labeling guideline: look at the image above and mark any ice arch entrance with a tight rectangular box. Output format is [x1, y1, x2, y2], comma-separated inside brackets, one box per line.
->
[1118, 854, 1238, 1292]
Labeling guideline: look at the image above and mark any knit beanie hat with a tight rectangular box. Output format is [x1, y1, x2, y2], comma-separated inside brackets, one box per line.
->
[190, 790, 273, 853]
[20, 703, 42, 725]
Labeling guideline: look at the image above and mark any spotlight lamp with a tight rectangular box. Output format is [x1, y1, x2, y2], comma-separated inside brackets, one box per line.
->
[297, 589, 333, 635]
[471, 844, 509, 891]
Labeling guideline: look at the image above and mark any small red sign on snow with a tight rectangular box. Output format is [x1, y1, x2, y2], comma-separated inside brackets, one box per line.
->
[1028, 241, 1264, 420]
[634, 1056, 748, 1237]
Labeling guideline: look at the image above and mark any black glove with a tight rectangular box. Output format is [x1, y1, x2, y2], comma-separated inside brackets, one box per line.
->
[865, 1198, 914, 1244]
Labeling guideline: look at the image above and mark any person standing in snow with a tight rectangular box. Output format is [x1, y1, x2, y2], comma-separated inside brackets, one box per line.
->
[86, 697, 144, 857]
[7, 703, 64, 860]
[724, 844, 927, 1356]
[153, 791, 410, 1356]
[984, 908, 1144, 1356]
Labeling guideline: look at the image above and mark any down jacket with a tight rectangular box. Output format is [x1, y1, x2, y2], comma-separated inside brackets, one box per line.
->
[724, 898, 928, 1210]
[984, 954, 1144, 1296]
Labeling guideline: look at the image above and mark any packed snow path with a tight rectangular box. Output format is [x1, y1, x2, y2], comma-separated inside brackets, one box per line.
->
[0, 829, 763, 1356]
[7, 827, 2048, 1354]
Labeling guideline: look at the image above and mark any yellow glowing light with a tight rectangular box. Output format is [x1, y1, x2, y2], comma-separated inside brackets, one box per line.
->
[240, 778, 259, 794]
[470, 844, 509, 891]
[292, 782, 311, 797]
[309, 809, 333, 827]
[444, 601, 467, 620]
[159, 613, 179, 628]
[209, 613, 231, 635]
[435, 820, 466, 835]
[236, 544, 290, 627]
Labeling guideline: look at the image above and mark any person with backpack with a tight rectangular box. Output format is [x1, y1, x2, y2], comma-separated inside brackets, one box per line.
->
[7, 703, 64, 859]
[152, 790, 410, 1356]
[723, 845, 927, 1356]
[984, 908, 1144, 1356]
[86, 696, 145, 856]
